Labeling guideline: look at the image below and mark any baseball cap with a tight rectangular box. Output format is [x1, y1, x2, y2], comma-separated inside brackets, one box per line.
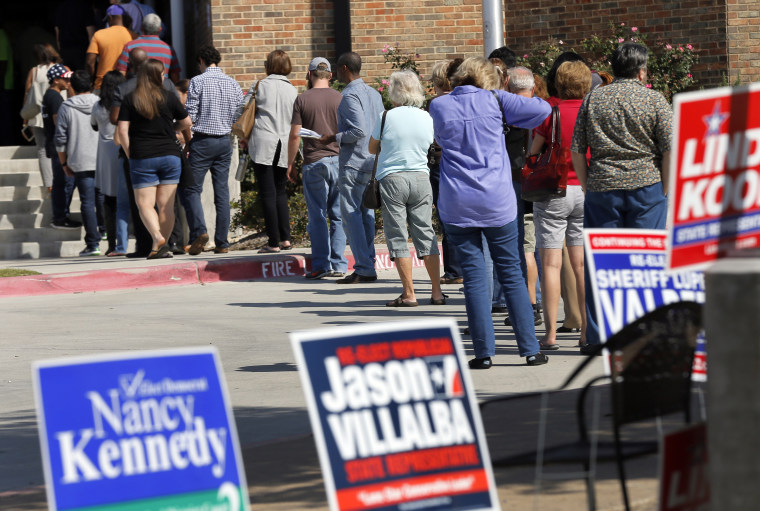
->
[103, 4, 124, 20]
[308, 57, 331, 72]
[47, 64, 73, 84]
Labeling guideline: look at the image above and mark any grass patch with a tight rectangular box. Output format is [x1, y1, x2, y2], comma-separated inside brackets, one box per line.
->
[0, 268, 41, 277]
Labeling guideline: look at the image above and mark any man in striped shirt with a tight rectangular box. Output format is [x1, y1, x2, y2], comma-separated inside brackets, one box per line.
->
[182, 45, 244, 255]
[115, 13, 179, 83]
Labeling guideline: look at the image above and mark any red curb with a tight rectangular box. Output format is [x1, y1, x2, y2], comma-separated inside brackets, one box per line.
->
[198, 255, 309, 283]
[0, 263, 201, 298]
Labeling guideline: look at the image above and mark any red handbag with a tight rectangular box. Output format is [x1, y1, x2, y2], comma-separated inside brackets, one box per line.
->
[521, 106, 572, 202]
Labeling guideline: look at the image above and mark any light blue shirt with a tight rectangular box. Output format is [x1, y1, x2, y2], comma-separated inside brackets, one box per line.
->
[371, 106, 433, 181]
[336, 78, 385, 173]
[429, 86, 551, 228]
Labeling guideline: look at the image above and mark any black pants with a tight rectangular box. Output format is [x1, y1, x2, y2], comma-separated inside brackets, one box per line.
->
[121, 156, 152, 255]
[103, 195, 117, 253]
[169, 194, 185, 247]
[253, 161, 290, 248]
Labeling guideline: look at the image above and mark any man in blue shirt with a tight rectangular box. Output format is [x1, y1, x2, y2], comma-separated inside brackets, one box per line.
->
[320, 52, 385, 284]
[183, 45, 243, 255]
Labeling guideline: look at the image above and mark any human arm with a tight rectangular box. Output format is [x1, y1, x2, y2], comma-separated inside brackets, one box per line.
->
[117, 121, 130, 158]
[333, 94, 364, 146]
[85, 53, 97, 81]
[169, 48, 181, 83]
[54, 105, 72, 175]
[287, 123, 301, 183]
[494, 89, 551, 130]
[529, 133, 545, 156]
[184, 78, 199, 124]
[661, 151, 670, 196]
[572, 152, 588, 191]
[24, 67, 34, 95]
[86, 25, 95, 41]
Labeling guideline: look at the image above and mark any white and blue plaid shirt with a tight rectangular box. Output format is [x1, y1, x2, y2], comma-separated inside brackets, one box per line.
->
[186, 66, 244, 136]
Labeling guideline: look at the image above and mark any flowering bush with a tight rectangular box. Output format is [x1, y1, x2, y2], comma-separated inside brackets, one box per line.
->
[517, 23, 699, 102]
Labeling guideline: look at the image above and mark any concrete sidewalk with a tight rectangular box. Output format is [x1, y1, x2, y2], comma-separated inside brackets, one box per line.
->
[0, 244, 425, 298]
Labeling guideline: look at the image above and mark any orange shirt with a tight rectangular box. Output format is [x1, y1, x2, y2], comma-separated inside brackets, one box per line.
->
[86, 25, 133, 90]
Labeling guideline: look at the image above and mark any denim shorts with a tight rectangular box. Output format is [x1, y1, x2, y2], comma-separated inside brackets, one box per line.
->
[129, 155, 182, 189]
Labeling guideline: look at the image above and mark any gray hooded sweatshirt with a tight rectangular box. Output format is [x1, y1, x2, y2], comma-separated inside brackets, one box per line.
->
[54, 93, 99, 172]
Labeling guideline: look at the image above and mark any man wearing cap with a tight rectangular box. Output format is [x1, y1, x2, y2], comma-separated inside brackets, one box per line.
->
[319, 52, 385, 284]
[86, 4, 133, 91]
[115, 13, 180, 83]
[286, 57, 347, 279]
[42, 64, 80, 230]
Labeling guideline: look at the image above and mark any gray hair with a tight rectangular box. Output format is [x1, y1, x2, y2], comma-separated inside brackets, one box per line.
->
[142, 13, 162, 36]
[388, 70, 425, 108]
[507, 66, 535, 93]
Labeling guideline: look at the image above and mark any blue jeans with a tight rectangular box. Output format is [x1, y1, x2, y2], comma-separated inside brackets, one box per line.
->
[115, 165, 130, 253]
[445, 220, 541, 359]
[51, 153, 75, 223]
[73, 171, 100, 250]
[583, 182, 668, 344]
[183, 135, 233, 248]
[338, 167, 376, 277]
[303, 156, 347, 273]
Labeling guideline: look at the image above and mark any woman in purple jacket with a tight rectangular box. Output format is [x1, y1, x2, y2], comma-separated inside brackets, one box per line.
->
[429, 57, 552, 369]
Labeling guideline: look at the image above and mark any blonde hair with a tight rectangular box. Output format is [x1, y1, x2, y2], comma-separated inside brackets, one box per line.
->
[450, 56, 501, 90]
[388, 70, 425, 108]
[430, 60, 452, 92]
[556, 61, 592, 99]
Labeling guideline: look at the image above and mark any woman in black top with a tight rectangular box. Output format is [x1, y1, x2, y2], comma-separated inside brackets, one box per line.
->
[117, 59, 192, 259]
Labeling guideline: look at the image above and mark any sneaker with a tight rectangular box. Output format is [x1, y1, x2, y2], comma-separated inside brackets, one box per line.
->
[440, 275, 463, 285]
[468, 357, 492, 369]
[491, 305, 509, 315]
[305, 269, 330, 280]
[526, 353, 549, 366]
[504, 314, 543, 327]
[336, 272, 377, 284]
[50, 218, 82, 230]
[100, 231, 107, 240]
[79, 247, 101, 257]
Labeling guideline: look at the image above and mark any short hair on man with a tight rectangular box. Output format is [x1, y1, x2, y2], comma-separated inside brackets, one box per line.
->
[142, 13, 162, 36]
[338, 52, 362, 75]
[556, 61, 592, 99]
[507, 66, 535, 93]
[488, 46, 517, 69]
[611, 42, 648, 79]
[70, 70, 92, 93]
[175, 78, 190, 94]
[311, 62, 331, 80]
[197, 45, 221, 67]
[265, 49, 292, 76]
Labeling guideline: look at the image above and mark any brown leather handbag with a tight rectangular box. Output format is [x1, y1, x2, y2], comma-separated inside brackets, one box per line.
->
[521, 106, 572, 202]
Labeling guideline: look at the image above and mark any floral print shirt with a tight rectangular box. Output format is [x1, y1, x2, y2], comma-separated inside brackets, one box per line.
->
[571, 78, 673, 192]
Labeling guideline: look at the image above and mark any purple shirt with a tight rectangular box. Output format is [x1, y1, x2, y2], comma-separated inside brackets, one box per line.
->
[429, 86, 551, 228]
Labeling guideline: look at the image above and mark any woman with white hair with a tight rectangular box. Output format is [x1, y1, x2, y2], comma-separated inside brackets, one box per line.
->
[368, 70, 446, 307]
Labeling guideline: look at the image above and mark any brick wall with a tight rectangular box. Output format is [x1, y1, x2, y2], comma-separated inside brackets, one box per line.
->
[207, 0, 741, 91]
[727, 0, 760, 84]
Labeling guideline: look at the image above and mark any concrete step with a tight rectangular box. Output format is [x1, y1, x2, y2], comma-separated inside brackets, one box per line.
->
[0, 238, 135, 259]
[0, 198, 82, 216]
[0, 146, 38, 160]
[0, 172, 43, 187]
[0, 160, 41, 173]
[0, 211, 82, 230]
[0, 185, 47, 201]
[0, 226, 84, 243]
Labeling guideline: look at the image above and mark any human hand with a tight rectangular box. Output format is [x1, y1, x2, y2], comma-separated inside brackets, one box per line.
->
[286, 165, 297, 184]
[62, 164, 74, 178]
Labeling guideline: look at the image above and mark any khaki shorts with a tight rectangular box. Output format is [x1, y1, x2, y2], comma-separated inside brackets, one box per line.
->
[533, 185, 585, 249]
[523, 214, 536, 252]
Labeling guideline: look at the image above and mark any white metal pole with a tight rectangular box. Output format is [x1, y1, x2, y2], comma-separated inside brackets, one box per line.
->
[482, 0, 505, 57]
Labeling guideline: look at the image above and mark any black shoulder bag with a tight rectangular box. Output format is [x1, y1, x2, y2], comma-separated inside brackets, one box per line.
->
[362, 110, 388, 210]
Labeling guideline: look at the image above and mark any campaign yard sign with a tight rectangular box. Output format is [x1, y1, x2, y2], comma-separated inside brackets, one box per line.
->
[658, 423, 710, 511]
[290, 319, 500, 511]
[33, 348, 248, 511]
[668, 83, 760, 271]
[585, 229, 707, 381]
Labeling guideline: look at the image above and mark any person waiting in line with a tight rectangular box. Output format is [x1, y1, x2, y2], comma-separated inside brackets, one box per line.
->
[242, 49, 297, 254]
[86, 4, 133, 93]
[530, 61, 591, 350]
[91, 70, 126, 256]
[117, 59, 192, 259]
[368, 70, 446, 307]
[286, 57, 347, 278]
[429, 57, 552, 369]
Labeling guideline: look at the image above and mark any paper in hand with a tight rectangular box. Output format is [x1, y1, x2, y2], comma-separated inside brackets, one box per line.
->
[298, 128, 322, 139]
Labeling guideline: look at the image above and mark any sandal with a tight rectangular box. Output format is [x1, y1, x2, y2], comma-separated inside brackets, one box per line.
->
[279, 242, 292, 250]
[430, 293, 448, 305]
[147, 244, 172, 260]
[258, 246, 281, 254]
[386, 296, 419, 307]
[539, 341, 560, 351]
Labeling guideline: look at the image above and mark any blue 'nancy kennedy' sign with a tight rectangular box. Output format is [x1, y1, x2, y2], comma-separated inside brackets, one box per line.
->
[584, 229, 707, 381]
[32, 347, 248, 511]
[291, 319, 500, 511]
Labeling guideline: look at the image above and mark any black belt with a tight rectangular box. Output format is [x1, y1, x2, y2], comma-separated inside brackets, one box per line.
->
[193, 132, 228, 139]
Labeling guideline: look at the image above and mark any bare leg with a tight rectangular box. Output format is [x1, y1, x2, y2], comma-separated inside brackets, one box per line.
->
[155, 184, 177, 244]
[560, 243, 583, 328]
[568, 245, 587, 344]
[422, 254, 445, 301]
[394, 257, 416, 302]
[525, 250, 538, 304]
[538, 247, 563, 345]
[133, 186, 164, 251]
